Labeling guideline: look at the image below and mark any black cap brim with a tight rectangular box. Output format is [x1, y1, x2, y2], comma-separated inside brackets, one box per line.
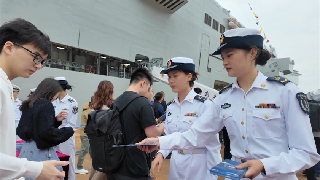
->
[212, 35, 264, 55]
[57, 80, 68, 85]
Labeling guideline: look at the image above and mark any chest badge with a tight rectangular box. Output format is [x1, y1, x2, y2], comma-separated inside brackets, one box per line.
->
[221, 103, 231, 109]
[255, 103, 280, 108]
[184, 113, 198, 117]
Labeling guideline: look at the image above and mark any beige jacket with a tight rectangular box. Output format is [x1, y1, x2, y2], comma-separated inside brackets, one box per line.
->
[79, 102, 91, 136]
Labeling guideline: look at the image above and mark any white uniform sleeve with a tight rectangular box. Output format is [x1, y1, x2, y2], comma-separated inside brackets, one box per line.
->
[65, 101, 78, 128]
[0, 153, 43, 179]
[159, 101, 224, 150]
[157, 111, 171, 158]
[260, 83, 320, 176]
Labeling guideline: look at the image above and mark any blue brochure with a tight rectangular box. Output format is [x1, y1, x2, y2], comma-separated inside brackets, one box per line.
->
[209, 159, 247, 180]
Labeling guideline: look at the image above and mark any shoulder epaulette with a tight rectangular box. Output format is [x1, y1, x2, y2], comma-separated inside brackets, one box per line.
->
[194, 95, 206, 103]
[68, 98, 75, 103]
[219, 83, 233, 94]
[167, 99, 175, 106]
[266, 76, 290, 86]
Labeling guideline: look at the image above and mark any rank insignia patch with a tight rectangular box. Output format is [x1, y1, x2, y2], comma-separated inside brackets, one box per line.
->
[266, 76, 290, 86]
[296, 92, 310, 115]
[194, 95, 206, 103]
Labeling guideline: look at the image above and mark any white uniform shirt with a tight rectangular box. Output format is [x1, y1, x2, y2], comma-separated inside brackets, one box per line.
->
[158, 90, 221, 179]
[52, 94, 78, 180]
[14, 97, 22, 122]
[159, 72, 320, 179]
[0, 68, 42, 179]
[52, 94, 78, 128]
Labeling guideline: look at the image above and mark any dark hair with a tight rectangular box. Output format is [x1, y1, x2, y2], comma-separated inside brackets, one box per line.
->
[160, 91, 165, 98]
[130, 67, 153, 86]
[241, 46, 271, 66]
[182, 71, 199, 87]
[60, 83, 73, 91]
[91, 81, 114, 110]
[194, 87, 202, 94]
[20, 78, 61, 111]
[89, 96, 94, 108]
[154, 92, 163, 101]
[0, 18, 51, 57]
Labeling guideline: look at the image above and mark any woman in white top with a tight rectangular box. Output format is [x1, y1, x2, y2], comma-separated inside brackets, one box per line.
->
[150, 57, 221, 180]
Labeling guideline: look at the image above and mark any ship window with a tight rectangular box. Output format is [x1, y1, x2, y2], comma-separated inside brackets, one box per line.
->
[47, 42, 139, 78]
[212, 19, 219, 31]
[204, 13, 212, 26]
[220, 24, 226, 34]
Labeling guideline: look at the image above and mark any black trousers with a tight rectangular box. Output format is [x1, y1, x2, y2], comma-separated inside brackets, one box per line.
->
[305, 137, 320, 180]
[223, 127, 232, 160]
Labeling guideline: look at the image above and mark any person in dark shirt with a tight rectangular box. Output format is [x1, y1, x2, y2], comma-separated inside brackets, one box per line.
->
[108, 68, 163, 180]
[152, 92, 165, 119]
[17, 78, 75, 180]
[160, 91, 167, 112]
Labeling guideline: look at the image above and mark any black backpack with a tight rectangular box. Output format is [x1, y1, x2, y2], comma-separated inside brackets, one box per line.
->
[309, 100, 320, 132]
[84, 94, 142, 173]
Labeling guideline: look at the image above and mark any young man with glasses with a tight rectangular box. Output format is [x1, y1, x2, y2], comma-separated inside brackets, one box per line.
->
[0, 18, 69, 180]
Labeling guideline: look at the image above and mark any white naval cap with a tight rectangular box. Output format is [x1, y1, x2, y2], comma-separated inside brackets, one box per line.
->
[223, 28, 261, 38]
[212, 28, 264, 55]
[160, 57, 195, 74]
[12, 85, 20, 92]
[54, 77, 68, 85]
[27, 88, 36, 97]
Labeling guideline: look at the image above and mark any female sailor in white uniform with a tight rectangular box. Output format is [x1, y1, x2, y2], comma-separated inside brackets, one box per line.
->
[12, 85, 22, 140]
[151, 57, 221, 180]
[138, 28, 320, 180]
[52, 77, 79, 180]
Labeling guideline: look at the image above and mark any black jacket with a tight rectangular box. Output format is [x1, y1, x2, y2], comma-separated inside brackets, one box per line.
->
[17, 99, 74, 149]
[161, 100, 167, 112]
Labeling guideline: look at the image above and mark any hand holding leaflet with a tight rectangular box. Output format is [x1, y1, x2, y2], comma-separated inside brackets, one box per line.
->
[210, 159, 248, 180]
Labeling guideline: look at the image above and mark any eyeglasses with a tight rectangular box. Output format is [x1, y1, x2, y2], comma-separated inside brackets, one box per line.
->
[13, 43, 45, 65]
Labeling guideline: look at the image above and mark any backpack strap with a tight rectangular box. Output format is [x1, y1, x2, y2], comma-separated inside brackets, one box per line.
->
[114, 93, 143, 145]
